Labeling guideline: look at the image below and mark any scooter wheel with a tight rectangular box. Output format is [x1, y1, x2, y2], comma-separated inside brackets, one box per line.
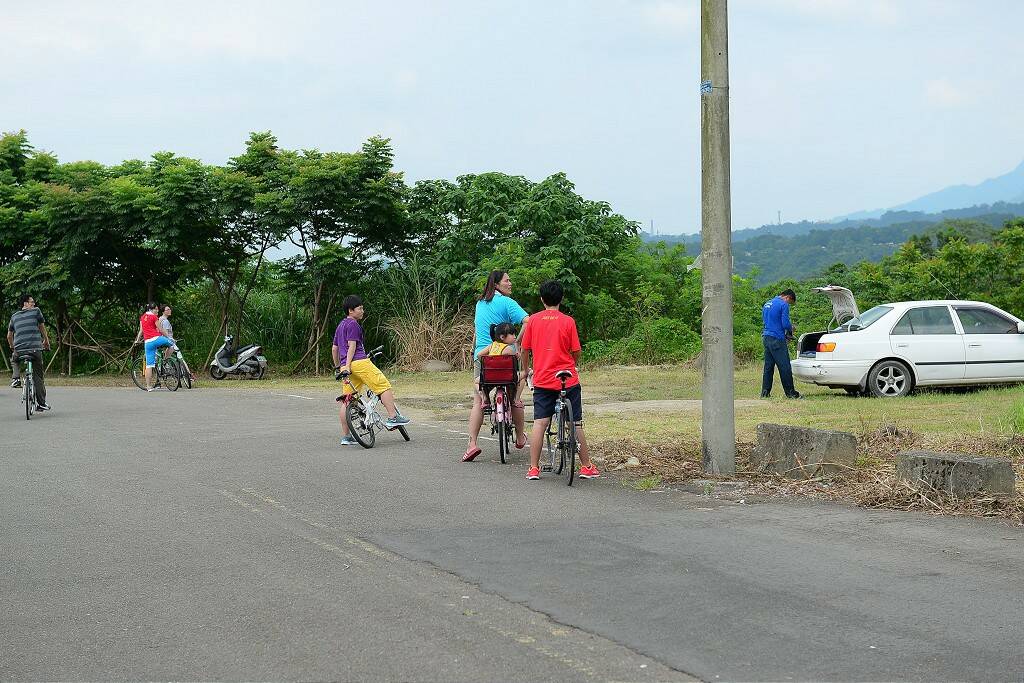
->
[209, 365, 227, 380]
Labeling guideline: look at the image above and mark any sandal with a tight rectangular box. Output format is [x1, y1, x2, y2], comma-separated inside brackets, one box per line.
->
[515, 438, 528, 450]
[462, 446, 482, 462]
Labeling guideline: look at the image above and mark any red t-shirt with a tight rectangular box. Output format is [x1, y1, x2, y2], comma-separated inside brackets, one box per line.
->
[521, 309, 581, 390]
[140, 312, 161, 340]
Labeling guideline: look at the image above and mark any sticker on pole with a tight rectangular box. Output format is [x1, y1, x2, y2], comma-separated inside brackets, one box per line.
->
[700, 79, 713, 94]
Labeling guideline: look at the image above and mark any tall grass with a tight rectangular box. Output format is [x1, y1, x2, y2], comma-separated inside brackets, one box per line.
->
[379, 259, 475, 371]
[172, 282, 312, 367]
[1010, 391, 1024, 434]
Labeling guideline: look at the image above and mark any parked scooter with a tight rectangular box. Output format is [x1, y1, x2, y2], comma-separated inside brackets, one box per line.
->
[209, 335, 268, 380]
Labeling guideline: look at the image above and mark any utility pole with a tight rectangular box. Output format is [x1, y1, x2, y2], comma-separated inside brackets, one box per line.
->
[700, 0, 735, 475]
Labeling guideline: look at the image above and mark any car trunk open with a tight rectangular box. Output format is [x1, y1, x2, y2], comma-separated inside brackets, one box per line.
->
[797, 286, 859, 357]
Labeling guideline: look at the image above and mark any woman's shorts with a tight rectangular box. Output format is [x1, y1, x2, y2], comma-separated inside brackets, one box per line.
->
[144, 337, 174, 367]
[531, 383, 583, 422]
[344, 358, 392, 396]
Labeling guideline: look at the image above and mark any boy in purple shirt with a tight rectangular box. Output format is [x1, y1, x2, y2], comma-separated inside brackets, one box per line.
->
[331, 295, 409, 445]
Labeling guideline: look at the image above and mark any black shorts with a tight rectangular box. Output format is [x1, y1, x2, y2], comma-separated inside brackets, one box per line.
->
[532, 383, 583, 422]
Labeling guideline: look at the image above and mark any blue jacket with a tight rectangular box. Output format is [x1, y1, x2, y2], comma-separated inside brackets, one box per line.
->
[762, 296, 793, 340]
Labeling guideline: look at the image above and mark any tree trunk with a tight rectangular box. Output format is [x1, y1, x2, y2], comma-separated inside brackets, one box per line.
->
[291, 282, 325, 374]
[234, 238, 270, 342]
[205, 262, 242, 366]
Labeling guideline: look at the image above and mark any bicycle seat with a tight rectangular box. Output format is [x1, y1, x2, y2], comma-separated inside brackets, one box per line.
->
[555, 369, 573, 380]
[16, 352, 37, 362]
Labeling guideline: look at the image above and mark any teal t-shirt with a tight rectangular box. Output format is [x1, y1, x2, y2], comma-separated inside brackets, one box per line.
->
[474, 293, 528, 356]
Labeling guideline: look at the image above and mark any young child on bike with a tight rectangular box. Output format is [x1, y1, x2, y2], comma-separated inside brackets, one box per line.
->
[332, 295, 410, 446]
[519, 280, 600, 481]
[476, 322, 527, 449]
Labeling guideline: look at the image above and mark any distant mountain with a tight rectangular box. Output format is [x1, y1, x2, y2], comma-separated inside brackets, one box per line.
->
[840, 160, 1024, 220]
[642, 200, 1024, 249]
[650, 159, 1024, 244]
[644, 209, 1023, 286]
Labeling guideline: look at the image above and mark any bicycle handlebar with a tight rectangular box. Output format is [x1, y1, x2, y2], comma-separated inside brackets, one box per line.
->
[335, 345, 385, 380]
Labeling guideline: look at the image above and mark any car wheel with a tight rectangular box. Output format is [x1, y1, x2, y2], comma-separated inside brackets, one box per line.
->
[867, 360, 912, 398]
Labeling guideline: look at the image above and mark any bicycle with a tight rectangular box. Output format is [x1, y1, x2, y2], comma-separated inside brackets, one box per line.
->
[542, 370, 578, 486]
[335, 345, 411, 448]
[130, 343, 181, 391]
[16, 350, 41, 420]
[165, 339, 196, 389]
[479, 354, 519, 464]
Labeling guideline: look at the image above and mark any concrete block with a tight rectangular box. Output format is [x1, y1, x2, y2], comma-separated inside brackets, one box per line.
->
[753, 423, 858, 479]
[896, 450, 1016, 498]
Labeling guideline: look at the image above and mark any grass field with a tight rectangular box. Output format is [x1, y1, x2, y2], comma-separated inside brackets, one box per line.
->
[53, 362, 1024, 444]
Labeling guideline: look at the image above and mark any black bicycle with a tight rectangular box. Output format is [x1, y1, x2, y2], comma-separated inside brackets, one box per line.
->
[542, 369, 577, 486]
[16, 351, 40, 420]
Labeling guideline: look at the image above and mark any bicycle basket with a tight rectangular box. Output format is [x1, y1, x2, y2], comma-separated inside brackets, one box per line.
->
[479, 354, 517, 385]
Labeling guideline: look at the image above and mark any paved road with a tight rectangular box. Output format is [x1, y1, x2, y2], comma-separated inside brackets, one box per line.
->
[2, 386, 1023, 681]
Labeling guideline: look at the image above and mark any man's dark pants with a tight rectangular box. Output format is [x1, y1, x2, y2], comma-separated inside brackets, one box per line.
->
[761, 335, 795, 397]
[11, 350, 46, 405]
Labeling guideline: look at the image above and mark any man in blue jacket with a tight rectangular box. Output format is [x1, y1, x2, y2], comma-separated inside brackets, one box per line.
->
[761, 289, 800, 399]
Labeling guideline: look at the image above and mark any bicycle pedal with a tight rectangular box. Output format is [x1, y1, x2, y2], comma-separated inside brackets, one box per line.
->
[541, 465, 553, 472]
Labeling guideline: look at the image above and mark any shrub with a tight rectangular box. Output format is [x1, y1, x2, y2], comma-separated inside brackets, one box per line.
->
[583, 317, 701, 366]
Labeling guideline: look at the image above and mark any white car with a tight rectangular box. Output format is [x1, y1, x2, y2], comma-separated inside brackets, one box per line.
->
[791, 286, 1024, 397]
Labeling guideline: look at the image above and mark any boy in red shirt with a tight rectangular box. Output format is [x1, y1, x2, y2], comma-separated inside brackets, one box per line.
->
[519, 280, 600, 481]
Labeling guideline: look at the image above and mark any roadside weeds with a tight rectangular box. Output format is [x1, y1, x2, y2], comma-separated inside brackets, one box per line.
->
[593, 425, 1024, 525]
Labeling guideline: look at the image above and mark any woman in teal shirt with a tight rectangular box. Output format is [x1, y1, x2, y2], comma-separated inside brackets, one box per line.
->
[463, 270, 529, 462]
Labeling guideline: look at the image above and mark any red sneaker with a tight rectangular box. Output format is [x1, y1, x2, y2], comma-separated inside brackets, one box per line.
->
[526, 466, 541, 480]
[578, 464, 601, 479]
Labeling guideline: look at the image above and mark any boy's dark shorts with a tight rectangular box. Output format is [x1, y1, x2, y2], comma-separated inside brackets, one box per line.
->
[532, 384, 583, 422]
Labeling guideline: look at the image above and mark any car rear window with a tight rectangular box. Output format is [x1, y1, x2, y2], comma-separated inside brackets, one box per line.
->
[841, 305, 891, 331]
[892, 306, 956, 335]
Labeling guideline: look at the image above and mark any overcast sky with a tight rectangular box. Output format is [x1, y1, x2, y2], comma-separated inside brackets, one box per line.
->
[3, 0, 1022, 233]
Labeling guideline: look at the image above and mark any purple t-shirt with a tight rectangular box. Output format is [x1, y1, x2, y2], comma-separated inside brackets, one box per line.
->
[333, 317, 367, 362]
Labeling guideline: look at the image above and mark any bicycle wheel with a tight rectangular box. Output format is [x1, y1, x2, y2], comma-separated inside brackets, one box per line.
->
[496, 389, 509, 464]
[24, 371, 32, 421]
[160, 359, 181, 391]
[179, 358, 193, 389]
[346, 400, 376, 448]
[130, 355, 148, 390]
[560, 402, 577, 486]
[544, 418, 557, 472]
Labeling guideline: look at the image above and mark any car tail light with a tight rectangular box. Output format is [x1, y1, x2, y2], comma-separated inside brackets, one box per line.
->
[817, 342, 836, 352]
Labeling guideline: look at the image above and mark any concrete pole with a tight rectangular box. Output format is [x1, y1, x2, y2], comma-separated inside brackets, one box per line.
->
[700, 0, 736, 474]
